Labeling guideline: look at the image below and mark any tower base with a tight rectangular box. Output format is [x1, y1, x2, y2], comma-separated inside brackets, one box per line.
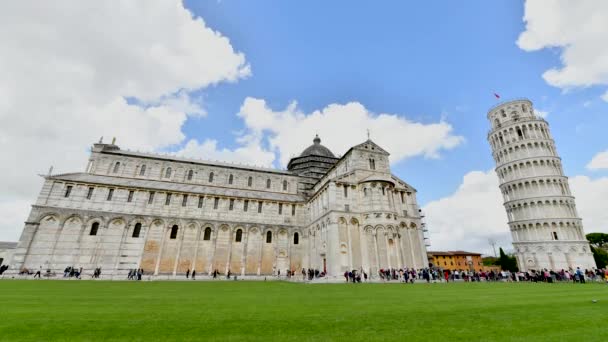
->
[513, 241, 596, 272]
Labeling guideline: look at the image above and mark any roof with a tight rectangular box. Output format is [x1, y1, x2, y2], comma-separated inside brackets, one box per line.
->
[47, 173, 307, 203]
[360, 174, 395, 185]
[298, 135, 336, 158]
[427, 250, 482, 256]
[98, 146, 294, 176]
[0, 242, 17, 250]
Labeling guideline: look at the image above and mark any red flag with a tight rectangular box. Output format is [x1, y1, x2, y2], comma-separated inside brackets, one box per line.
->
[494, 93, 500, 99]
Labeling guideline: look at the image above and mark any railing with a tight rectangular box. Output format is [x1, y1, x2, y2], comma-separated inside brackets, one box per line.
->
[487, 98, 532, 115]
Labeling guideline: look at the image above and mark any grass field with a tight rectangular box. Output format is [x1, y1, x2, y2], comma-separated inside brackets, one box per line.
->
[0, 280, 606, 341]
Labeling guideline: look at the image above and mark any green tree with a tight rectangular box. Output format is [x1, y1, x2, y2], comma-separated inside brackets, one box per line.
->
[498, 247, 518, 272]
[482, 256, 498, 266]
[586, 232, 608, 248]
[590, 246, 608, 269]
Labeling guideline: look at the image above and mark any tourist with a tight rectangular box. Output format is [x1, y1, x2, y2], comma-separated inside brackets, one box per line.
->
[192, 270, 196, 280]
[34, 267, 42, 279]
[186, 269, 190, 279]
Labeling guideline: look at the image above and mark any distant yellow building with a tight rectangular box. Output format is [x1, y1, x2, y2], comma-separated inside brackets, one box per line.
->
[427, 251, 483, 272]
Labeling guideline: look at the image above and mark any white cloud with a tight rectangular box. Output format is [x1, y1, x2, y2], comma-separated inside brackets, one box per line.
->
[177, 137, 276, 168]
[587, 150, 608, 170]
[0, 1, 249, 240]
[423, 169, 608, 256]
[517, 0, 608, 100]
[534, 109, 549, 118]
[570, 175, 608, 233]
[423, 170, 511, 255]
[235, 97, 464, 167]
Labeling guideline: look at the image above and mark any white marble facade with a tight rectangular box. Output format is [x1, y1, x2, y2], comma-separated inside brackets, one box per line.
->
[487, 99, 596, 271]
[10, 137, 428, 279]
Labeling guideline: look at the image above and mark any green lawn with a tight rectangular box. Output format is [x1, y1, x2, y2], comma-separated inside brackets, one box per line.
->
[0, 280, 606, 341]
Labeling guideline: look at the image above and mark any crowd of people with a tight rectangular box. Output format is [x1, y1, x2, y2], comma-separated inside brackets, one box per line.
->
[3, 263, 608, 284]
[127, 269, 144, 280]
[63, 266, 83, 279]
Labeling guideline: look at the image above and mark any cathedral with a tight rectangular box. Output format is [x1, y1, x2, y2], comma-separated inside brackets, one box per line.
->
[10, 136, 429, 279]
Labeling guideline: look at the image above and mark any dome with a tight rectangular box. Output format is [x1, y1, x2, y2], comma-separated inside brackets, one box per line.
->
[300, 135, 335, 158]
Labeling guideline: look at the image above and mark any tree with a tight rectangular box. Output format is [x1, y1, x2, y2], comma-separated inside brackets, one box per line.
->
[498, 247, 518, 272]
[482, 256, 498, 266]
[590, 246, 608, 269]
[586, 233, 608, 248]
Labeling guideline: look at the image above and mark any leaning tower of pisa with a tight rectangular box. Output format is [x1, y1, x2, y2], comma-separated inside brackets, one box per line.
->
[487, 99, 596, 272]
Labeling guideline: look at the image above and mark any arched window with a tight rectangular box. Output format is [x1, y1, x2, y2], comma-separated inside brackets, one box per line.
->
[266, 231, 272, 243]
[187, 170, 193, 181]
[90, 222, 99, 236]
[113, 162, 120, 173]
[228, 174, 234, 185]
[132, 223, 142, 238]
[209, 172, 214, 183]
[248, 176, 253, 187]
[235, 229, 242, 242]
[170, 225, 178, 239]
[139, 165, 146, 176]
[203, 227, 211, 241]
[266, 179, 271, 189]
[165, 167, 172, 178]
[293, 232, 299, 245]
[283, 180, 288, 191]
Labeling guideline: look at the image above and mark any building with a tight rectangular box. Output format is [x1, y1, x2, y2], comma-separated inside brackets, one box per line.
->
[9, 136, 429, 279]
[427, 251, 483, 272]
[0, 242, 17, 268]
[487, 99, 596, 271]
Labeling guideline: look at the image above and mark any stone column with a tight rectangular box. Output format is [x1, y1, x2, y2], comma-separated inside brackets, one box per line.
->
[241, 228, 248, 277]
[172, 224, 186, 277]
[11, 222, 40, 271]
[360, 227, 370, 274]
[112, 221, 130, 276]
[153, 225, 167, 276]
[225, 228, 234, 275]
[208, 229, 218, 275]
[395, 234, 404, 269]
[191, 227, 202, 273]
[384, 231, 392, 269]
[346, 221, 353, 271]
[257, 227, 263, 276]
[48, 219, 68, 270]
[373, 231, 380, 276]
[407, 228, 416, 268]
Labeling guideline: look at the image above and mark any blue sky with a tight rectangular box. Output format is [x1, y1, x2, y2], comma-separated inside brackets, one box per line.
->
[2, 1, 608, 253]
[179, 0, 607, 203]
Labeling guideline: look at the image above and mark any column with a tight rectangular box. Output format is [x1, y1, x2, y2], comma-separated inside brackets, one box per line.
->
[406, 229, 416, 267]
[208, 229, 218, 275]
[384, 231, 391, 269]
[112, 222, 130, 276]
[373, 231, 380, 275]
[191, 227, 202, 272]
[225, 228, 234, 275]
[346, 221, 353, 270]
[395, 234, 404, 269]
[241, 228, 248, 276]
[172, 224, 186, 277]
[257, 227, 263, 276]
[154, 226, 167, 276]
